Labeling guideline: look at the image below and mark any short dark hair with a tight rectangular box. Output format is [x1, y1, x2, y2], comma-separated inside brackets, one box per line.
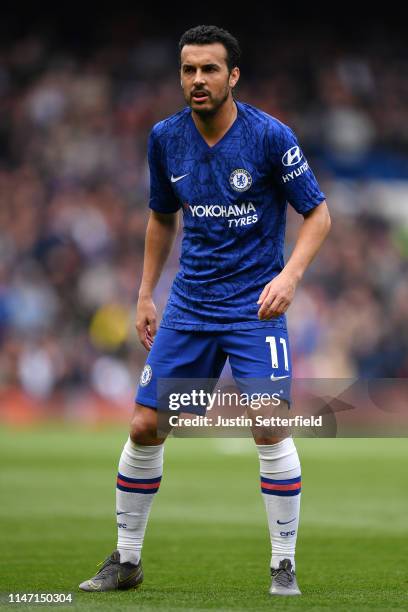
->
[179, 25, 241, 72]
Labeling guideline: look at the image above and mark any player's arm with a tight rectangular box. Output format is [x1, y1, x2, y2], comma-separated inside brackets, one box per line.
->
[136, 210, 179, 349]
[259, 122, 331, 320]
[257, 201, 331, 319]
[136, 126, 181, 349]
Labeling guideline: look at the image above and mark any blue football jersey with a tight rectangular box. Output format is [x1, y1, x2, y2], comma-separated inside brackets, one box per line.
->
[148, 100, 325, 331]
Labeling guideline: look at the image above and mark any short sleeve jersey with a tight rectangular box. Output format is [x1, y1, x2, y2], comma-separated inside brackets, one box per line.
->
[148, 100, 325, 330]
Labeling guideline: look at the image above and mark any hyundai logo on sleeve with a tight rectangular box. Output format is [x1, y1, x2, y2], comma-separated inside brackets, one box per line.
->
[282, 146, 303, 167]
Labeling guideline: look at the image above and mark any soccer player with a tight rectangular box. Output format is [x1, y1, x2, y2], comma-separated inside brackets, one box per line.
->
[79, 25, 331, 596]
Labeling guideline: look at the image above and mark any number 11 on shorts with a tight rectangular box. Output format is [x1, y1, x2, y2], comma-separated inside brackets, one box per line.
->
[266, 336, 289, 371]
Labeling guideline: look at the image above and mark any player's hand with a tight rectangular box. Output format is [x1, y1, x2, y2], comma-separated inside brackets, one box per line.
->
[257, 271, 297, 320]
[135, 295, 158, 350]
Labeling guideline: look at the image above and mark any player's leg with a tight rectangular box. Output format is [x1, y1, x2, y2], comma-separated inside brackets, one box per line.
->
[256, 436, 301, 596]
[79, 344, 169, 592]
[116, 329, 225, 569]
[79, 404, 163, 592]
[116, 403, 166, 568]
[225, 327, 301, 595]
[79, 327, 226, 592]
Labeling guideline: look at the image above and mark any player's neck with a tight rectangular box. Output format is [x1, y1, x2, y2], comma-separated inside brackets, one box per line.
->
[191, 98, 237, 147]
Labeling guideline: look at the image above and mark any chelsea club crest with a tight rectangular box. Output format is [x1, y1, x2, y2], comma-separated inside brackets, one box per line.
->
[140, 364, 152, 386]
[229, 168, 252, 192]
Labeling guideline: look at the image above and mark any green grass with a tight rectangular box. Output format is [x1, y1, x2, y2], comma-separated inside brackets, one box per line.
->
[0, 427, 407, 611]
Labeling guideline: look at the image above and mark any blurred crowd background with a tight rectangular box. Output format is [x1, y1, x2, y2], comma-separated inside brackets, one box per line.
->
[0, 9, 407, 422]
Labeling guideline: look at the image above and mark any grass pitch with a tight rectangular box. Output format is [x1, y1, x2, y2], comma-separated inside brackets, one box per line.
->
[0, 426, 407, 611]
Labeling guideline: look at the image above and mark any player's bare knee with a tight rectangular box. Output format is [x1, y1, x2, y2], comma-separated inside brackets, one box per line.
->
[129, 411, 159, 445]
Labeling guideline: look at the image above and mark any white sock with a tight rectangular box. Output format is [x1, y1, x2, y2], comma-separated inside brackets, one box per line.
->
[257, 438, 301, 570]
[116, 437, 164, 564]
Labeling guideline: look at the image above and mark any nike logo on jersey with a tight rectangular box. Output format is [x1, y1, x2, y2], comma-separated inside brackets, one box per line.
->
[171, 173, 189, 183]
[277, 517, 296, 525]
[270, 374, 290, 381]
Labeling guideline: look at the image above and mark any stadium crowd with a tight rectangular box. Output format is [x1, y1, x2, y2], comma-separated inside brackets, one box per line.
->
[0, 26, 407, 415]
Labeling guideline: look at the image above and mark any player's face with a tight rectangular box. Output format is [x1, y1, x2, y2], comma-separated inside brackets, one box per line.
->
[180, 43, 240, 115]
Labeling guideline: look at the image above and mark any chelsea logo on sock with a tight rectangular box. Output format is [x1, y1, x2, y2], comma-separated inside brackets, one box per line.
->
[140, 365, 152, 386]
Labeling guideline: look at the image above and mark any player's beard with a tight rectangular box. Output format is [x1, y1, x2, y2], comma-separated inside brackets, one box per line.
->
[187, 83, 231, 117]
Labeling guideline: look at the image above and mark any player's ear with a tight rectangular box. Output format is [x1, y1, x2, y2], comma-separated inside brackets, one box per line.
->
[229, 67, 240, 89]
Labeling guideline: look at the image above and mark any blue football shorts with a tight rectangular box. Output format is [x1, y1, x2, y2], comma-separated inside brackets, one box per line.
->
[135, 326, 292, 412]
